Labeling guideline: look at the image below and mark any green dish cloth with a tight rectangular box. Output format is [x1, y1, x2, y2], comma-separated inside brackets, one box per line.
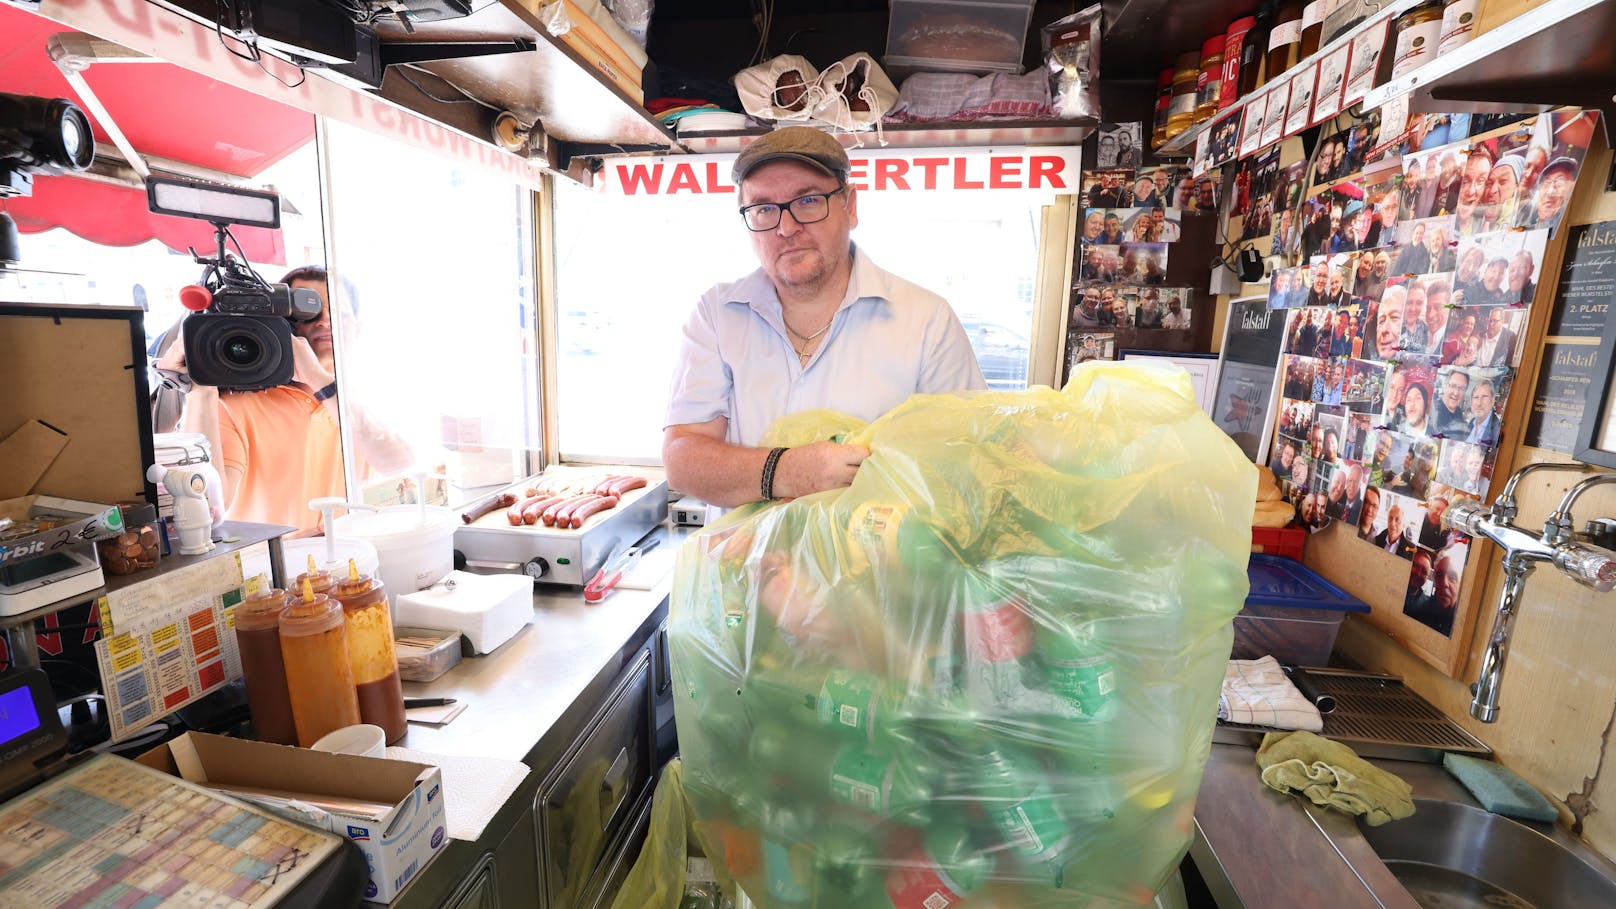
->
[1443, 753, 1559, 823]
[1256, 730, 1416, 827]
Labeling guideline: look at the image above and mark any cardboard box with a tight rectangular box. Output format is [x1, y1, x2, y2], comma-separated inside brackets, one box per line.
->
[138, 732, 448, 904]
[0, 495, 123, 568]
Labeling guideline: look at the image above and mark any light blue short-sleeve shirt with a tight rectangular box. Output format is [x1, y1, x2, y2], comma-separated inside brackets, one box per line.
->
[665, 247, 987, 446]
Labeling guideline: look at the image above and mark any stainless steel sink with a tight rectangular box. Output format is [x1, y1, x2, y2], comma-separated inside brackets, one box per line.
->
[1357, 798, 1616, 909]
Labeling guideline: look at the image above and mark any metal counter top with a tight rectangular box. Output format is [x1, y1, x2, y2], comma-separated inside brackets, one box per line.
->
[1191, 743, 1428, 909]
[392, 524, 690, 764]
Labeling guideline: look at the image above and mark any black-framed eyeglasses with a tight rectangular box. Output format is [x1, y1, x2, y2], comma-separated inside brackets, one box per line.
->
[738, 186, 846, 232]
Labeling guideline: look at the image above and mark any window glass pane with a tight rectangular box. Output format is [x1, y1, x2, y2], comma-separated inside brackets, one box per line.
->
[551, 182, 752, 462]
[5, 143, 324, 344]
[321, 120, 539, 505]
[551, 181, 1044, 461]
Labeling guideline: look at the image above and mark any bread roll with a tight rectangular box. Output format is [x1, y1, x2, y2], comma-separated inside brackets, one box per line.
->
[895, 14, 1022, 63]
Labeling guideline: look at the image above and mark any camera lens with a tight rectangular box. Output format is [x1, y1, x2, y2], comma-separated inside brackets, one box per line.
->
[221, 333, 264, 368]
[182, 314, 295, 391]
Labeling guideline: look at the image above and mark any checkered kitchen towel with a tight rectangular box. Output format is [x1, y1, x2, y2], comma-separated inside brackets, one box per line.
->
[888, 70, 1053, 122]
[1219, 655, 1324, 732]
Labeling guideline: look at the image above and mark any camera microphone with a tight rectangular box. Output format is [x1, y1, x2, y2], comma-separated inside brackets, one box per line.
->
[180, 285, 213, 311]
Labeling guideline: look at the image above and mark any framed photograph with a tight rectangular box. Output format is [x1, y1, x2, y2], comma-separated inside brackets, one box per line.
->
[1285, 61, 1319, 137]
[1215, 294, 1290, 463]
[1313, 43, 1351, 125]
[1120, 349, 1220, 414]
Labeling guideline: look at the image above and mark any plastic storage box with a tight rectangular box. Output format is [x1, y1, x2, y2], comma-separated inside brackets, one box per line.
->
[1233, 554, 1370, 666]
[394, 626, 463, 682]
[884, 0, 1036, 77]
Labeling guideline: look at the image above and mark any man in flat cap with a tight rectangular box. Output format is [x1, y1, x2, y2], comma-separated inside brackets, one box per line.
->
[663, 126, 985, 511]
[1523, 156, 1577, 230]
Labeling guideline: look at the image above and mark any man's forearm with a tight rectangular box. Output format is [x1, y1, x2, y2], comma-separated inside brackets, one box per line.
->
[179, 387, 238, 509]
[663, 434, 773, 508]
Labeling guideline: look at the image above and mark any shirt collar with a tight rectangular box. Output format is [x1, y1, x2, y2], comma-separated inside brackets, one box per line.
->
[729, 244, 894, 320]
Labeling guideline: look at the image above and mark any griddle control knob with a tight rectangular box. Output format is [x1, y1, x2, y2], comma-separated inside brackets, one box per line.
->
[523, 558, 549, 579]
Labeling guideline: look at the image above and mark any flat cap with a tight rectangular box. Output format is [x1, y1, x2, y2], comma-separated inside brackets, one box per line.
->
[1541, 156, 1579, 179]
[732, 126, 850, 183]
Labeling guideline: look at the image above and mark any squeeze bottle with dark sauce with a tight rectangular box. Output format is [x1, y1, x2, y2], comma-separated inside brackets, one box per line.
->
[235, 576, 298, 745]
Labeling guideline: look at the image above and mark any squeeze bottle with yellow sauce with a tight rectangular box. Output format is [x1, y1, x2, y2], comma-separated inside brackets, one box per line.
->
[279, 577, 361, 747]
[333, 559, 407, 744]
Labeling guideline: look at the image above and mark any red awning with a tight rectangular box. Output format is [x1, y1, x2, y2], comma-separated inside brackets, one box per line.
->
[6, 176, 286, 264]
[0, 3, 315, 264]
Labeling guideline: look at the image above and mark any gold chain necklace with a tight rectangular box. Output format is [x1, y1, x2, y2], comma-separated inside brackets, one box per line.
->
[785, 313, 834, 363]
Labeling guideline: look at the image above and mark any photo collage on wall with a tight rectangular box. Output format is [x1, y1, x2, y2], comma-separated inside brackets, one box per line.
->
[1257, 109, 1592, 639]
[1066, 163, 1210, 380]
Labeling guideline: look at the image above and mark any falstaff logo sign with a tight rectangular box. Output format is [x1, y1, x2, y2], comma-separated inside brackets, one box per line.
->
[600, 147, 1084, 196]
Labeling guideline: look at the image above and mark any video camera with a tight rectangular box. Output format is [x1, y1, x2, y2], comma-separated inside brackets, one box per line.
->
[147, 175, 321, 391]
[0, 91, 94, 198]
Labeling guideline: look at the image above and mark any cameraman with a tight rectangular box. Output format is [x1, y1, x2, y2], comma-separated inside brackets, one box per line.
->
[157, 267, 410, 535]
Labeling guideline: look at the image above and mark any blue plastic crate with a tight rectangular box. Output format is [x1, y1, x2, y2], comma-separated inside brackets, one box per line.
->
[1234, 554, 1369, 666]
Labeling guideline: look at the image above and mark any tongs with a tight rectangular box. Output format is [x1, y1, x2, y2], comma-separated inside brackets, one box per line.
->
[584, 538, 660, 603]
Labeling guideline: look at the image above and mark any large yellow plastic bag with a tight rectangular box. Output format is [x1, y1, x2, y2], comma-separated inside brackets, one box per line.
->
[610, 760, 743, 909]
[669, 362, 1255, 908]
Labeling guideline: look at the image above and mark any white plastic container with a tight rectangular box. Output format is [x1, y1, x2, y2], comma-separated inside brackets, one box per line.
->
[333, 505, 458, 599]
[242, 536, 382, 588]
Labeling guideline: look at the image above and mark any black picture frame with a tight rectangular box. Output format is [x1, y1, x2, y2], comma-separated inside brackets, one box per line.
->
[1572, 329, 1616, 469]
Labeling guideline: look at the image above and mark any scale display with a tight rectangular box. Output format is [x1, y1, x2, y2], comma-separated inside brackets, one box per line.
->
[0, 683, 42, 744]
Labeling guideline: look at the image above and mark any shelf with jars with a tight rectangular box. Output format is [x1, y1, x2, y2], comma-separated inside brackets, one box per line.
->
[1357, 0, 1616, 142]
[1154, 0, 1442, 158]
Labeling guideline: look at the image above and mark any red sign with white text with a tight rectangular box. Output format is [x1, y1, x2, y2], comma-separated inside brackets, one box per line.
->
[599, 148, 1084, 196]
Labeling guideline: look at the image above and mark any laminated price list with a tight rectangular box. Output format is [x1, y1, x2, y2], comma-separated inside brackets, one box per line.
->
[92, 554, 247, 742]
[0, 755, 341, 907]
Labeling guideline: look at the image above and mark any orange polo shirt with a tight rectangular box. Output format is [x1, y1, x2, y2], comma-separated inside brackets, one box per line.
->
[217, 387, 345, 534]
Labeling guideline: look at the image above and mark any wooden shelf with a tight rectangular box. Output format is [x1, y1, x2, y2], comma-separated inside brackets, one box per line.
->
[1358, 0, 1616, 137]
[372, 0, 676, 151]
[1155, 0, 1429, 158]
[675, 118, 1098, 154]
[0, 521, 291, 632]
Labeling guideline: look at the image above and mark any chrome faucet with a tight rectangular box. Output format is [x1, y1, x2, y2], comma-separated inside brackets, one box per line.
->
[1443, 463, 1616, 723]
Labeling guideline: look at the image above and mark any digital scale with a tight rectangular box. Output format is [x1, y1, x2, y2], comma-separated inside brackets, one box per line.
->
[0, 541, 104, 617]
[0, 667, 70, 800]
